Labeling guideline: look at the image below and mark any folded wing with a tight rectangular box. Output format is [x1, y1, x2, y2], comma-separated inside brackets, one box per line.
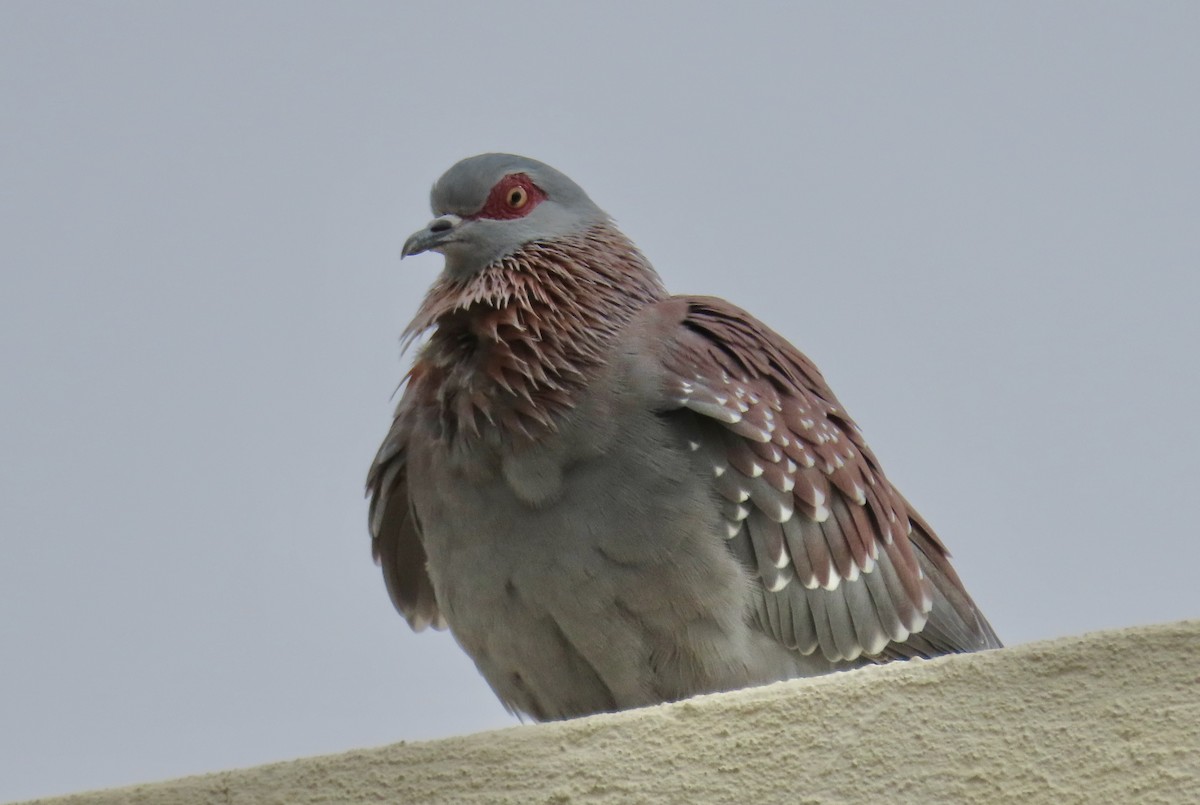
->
[657, 296, 1000, 662]
[367, 400, 443, 632]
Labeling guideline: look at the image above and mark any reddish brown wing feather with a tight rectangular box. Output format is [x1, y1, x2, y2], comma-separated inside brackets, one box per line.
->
[659, 296, 995, 662]
[366, 403, 443, 632]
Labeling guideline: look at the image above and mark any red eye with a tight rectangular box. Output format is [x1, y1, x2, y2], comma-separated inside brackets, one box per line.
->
[471, 173, 546, 220]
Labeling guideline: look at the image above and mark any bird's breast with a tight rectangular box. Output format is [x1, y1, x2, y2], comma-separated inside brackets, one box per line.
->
[401, 331, 823, 718]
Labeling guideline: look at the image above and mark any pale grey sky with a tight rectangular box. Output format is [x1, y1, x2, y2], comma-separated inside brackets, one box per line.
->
[2, 3, 1198, 801]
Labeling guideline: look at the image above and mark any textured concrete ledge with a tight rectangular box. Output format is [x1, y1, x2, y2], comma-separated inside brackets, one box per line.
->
[22, 620, 1199, 805]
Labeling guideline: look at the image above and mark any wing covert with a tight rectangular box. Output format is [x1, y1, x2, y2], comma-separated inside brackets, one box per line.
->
[658, 296, 998, 661]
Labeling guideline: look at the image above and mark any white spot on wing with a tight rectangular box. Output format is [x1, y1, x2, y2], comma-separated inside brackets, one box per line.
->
[767, 573, 790, 592]
[686, 399, 743, 424]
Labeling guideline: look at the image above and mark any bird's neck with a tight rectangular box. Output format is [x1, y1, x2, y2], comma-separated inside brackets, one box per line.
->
[405, 225, 667, 439]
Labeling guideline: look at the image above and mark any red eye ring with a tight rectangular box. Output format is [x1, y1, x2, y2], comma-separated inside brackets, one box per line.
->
[470, 173, 547, 221]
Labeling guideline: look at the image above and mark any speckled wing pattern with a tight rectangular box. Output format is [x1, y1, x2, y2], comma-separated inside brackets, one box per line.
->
[660, 296, 998, 662]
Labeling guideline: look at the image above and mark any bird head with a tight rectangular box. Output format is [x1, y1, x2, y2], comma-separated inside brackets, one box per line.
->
[401, 153, 609, 278]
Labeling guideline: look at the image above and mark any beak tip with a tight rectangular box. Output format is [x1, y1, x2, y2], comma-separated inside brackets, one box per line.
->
[399, 237, 421, 260]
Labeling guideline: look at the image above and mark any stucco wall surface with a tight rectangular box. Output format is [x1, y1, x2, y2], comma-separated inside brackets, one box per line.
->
[20, 620, 1199, 805]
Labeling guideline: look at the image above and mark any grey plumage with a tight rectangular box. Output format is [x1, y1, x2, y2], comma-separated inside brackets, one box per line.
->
[368, 153, 1001, 721]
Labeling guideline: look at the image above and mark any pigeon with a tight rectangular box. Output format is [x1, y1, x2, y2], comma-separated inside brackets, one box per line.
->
[368, 153, 1001, 721]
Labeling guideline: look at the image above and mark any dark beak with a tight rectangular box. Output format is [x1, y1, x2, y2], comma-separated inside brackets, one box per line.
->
[401, 214, 463, 258]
